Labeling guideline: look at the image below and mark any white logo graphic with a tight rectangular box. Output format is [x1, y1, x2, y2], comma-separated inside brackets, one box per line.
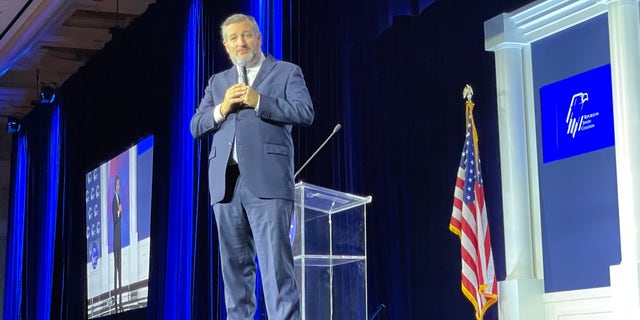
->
[566, 92, 588, 138]
[566, 92, 599, 138]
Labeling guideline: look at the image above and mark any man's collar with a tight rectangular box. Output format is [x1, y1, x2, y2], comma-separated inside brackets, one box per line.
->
[247, 52, 265, 70]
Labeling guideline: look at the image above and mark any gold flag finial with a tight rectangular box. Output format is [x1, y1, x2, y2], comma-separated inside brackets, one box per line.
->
[463, 84, 474, 103]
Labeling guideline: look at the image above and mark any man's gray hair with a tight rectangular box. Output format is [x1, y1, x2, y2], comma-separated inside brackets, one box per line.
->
[221, 14, 261, 41]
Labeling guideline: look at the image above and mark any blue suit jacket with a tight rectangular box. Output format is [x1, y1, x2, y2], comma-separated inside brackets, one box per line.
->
[112, 194, 121, 253]
[190, 55, 314, 204]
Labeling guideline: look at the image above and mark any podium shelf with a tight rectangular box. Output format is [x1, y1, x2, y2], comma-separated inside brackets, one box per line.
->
[295, 182, 372, 215]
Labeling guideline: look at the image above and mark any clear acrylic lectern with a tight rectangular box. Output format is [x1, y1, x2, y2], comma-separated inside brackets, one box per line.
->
[292, 182, 372, 320]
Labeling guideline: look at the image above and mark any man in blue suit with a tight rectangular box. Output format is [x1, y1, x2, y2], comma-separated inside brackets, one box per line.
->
[190, 13, 314, 320]
[112, 175, 122, 312]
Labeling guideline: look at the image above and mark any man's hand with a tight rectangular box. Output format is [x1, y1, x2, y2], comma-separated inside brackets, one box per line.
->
[118, 204, 122, 217]
[220, 84, 248, 116]
[220, 84, 260, 116]
[241, 86, 259, 108]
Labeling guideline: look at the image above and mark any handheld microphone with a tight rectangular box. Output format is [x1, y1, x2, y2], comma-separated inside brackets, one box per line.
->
[237, 59, 248, 85]
[294, 123, 342, 179]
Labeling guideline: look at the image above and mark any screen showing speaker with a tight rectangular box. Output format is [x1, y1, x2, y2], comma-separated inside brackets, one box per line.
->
[85, 135, 153, 318]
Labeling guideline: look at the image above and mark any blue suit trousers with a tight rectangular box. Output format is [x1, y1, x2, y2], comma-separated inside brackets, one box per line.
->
[213, 166, 300, 320]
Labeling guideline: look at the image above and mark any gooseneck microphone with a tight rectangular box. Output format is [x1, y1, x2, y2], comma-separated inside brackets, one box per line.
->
[294, 123, 342, 179]
[368, 304, 387, 320]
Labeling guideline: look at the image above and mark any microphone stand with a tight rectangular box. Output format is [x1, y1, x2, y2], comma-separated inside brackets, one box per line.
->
[294, 123, 342, 179]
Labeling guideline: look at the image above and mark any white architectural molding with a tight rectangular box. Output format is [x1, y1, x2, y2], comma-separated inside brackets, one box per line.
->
[485, 0, 607, 50]
[543, 287, 613, 320]
[606, 0, 640, 318]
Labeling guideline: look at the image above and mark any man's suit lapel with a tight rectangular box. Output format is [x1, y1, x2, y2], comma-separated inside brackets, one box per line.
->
[223, 66, 237, 88]
[252, 55, 276, 88]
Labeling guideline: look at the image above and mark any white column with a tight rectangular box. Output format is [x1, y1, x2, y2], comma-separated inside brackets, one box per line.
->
[607, 0, 640, 318]
[492, 44, 543, 320]
[485, 13, 543, 320]
[100, 165, 111, 292]
[129, 148, 139, 288]
[493, 45, 534, 281]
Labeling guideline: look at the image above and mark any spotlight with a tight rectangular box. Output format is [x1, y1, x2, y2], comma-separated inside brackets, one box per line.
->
[40, 81, 57, 104]
[7, 118, 21, 133]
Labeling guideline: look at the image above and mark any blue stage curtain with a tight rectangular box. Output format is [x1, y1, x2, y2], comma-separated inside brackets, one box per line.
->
[4, 105, 62, 319]
[251, 0, 283, 60]
[191, 0, 221, 318]
[161, 0, 199, 318]
[31, 105, 61, 320]
[39, 106, 61, 319]
[4, 132, 27, 320]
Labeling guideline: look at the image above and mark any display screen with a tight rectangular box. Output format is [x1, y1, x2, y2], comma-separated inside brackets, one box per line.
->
[540, 64, 615, 163]
[86, 135, 153, 318]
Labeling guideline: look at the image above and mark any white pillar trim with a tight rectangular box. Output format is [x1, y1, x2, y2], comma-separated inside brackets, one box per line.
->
[606, 0, 640, 318]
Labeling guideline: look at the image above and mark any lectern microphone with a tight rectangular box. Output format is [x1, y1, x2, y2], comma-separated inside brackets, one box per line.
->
[294, 123, 342, 179]
[368, 304, 387, 320]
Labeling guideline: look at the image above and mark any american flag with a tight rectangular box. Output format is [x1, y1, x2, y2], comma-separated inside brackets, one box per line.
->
[450, 100, 498, 320]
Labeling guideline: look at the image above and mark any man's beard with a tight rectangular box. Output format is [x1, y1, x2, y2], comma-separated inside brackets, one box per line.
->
[232, 50, 256, 66]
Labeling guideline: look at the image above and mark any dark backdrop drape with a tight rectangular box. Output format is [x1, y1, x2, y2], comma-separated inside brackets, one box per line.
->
[293, 0, 531, 318]
[5, 0, 537, 319]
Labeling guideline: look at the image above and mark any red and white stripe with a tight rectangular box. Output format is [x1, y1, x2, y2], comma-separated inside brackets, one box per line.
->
[450, 164, 498, 319]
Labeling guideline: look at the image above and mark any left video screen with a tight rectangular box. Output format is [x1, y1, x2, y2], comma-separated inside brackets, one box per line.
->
[85, 135, 153, 318]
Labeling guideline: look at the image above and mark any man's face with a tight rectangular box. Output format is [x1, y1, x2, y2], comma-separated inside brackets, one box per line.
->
[115, 179, 120, 194]
[223, 21, 262, 66]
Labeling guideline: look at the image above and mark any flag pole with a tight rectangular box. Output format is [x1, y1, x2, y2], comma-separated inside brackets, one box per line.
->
[450, 84, 498, 320]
